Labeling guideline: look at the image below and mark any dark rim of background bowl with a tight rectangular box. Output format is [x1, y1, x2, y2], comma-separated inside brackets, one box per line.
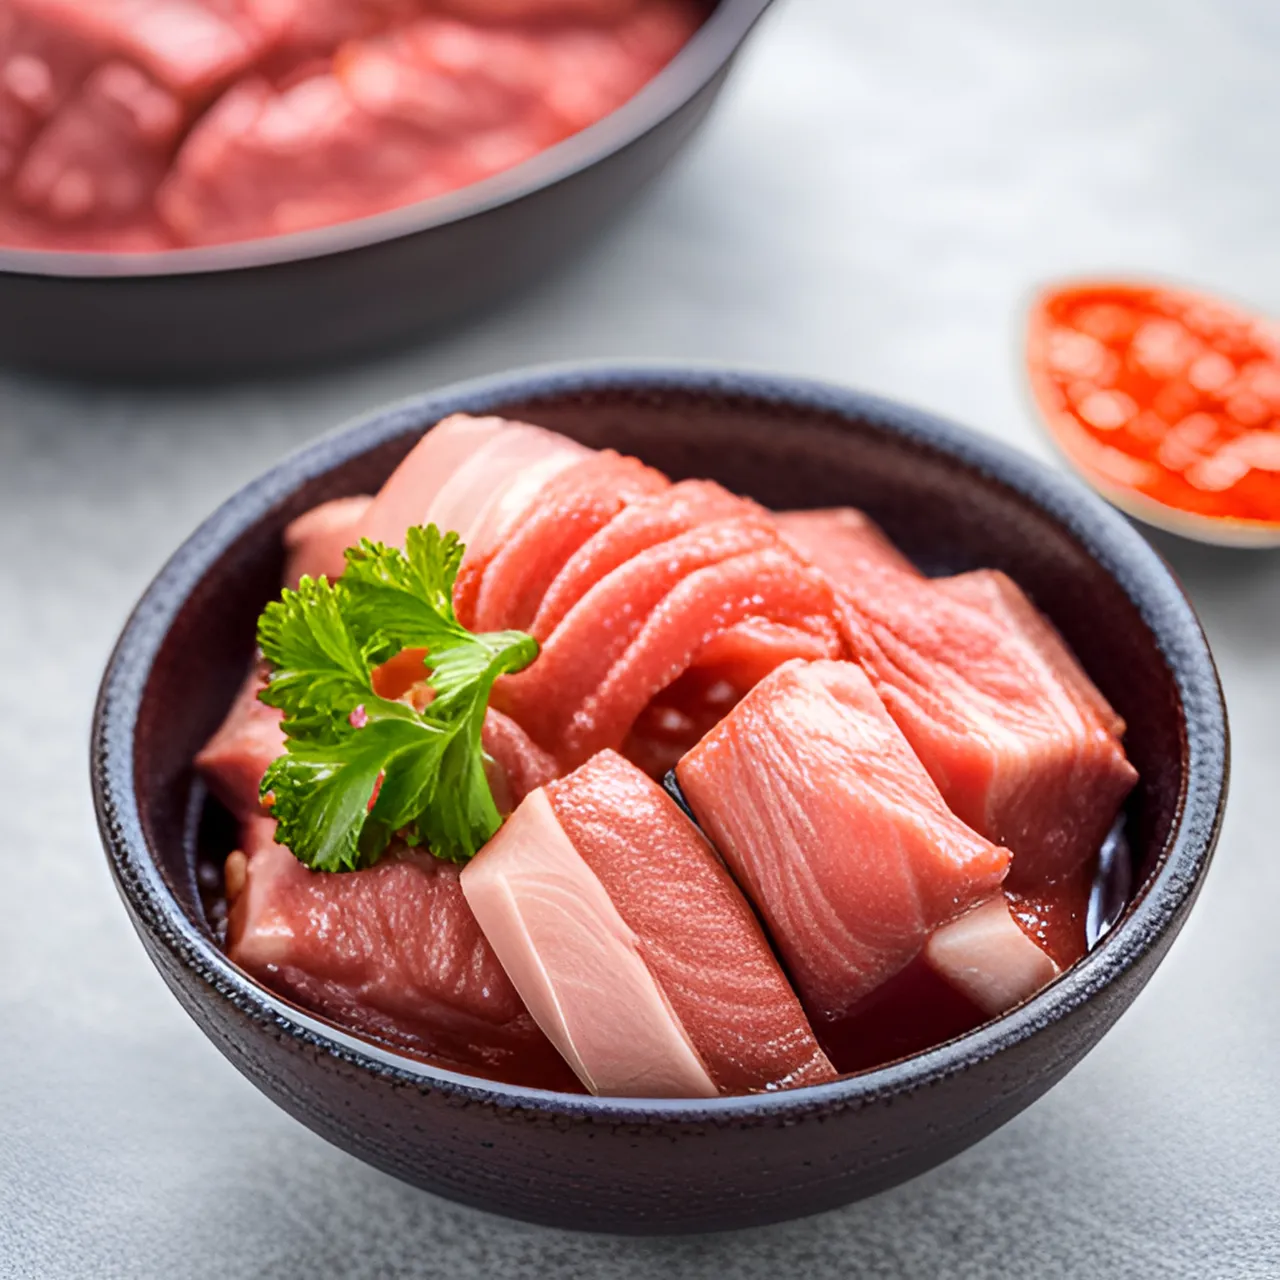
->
[1, 0, 773, 281]
[92, 363, 1229, 1125]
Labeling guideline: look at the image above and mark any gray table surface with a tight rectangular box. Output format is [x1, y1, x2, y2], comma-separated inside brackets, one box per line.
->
[3, 1, 1278, 1275]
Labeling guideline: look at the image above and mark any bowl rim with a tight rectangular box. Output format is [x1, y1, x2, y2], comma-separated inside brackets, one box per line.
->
[92, 361, 1230, 1123]
[0, 0, 773, 282]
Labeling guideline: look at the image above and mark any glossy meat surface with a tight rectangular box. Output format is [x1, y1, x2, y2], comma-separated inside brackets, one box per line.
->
[677, 659, 1012, 1021]
[228, 817, 578, 1088]
[460, 788, 718, 1097]
[547, 751, 836, 1093]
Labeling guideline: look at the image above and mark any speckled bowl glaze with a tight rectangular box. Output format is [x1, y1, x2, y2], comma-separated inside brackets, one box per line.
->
[0, 0, 770, 378]
[92, 366, 1229, 1235]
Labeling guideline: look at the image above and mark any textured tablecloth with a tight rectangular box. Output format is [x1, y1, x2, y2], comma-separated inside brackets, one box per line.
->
[2, 1, 1278, 1275]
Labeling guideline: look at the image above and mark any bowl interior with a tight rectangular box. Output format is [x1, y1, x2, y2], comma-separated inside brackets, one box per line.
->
[122, 373, 1211, 1090]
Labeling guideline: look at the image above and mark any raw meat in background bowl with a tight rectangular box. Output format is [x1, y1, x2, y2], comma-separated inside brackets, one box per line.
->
[0, 0, 708, 250]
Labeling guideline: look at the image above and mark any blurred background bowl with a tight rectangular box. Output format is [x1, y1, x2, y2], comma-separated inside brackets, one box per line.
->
[0, 0, 772, 381]
[92, 365, 1228, 1234]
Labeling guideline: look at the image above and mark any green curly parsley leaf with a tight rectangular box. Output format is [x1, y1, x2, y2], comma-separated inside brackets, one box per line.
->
[255, 525, 538, 872]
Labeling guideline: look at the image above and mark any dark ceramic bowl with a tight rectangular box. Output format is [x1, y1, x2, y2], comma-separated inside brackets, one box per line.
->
[92, 365, 1228, 1235]
[0, 1, 769, 380]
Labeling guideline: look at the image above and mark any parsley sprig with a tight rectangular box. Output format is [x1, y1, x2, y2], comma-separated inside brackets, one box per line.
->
[255, 525, 538, 872]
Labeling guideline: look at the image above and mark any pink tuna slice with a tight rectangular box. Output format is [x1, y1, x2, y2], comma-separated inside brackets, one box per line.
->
[349, 413, 588, 570]
[934, 569, 1126, 739]
[226, 816, 579, 1090]
[530, 479, 749, 639]
[194, 667, 284, 822]
[778, 506, 1123, 740]
[559, 547, 842, 770]
[460, 789, 718, 1098]
[432, 422, 590, 563]
[495, 512, 781, 754]
[775, 508, 921, 585]
[924, 895, 1061, 1017]
[830, 574, 1137, 890]
[355, 414, 509, 550]
[778, 506, 1133, 885]
[543, 751, 836, 1093]
[623, 617, 841, 779]
[282, 494, 373, 586]
[467, 451, 669, 633]
[676, 659, 1012, 1021]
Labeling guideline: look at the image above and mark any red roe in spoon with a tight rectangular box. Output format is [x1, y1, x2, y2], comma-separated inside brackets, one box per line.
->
[1027, 279, 1280, 541]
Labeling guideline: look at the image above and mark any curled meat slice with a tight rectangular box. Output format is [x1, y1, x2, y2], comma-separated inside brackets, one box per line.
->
[468, 451, 669, 633]
[495, 512, 780, 754]
[531, 479, 748, 639]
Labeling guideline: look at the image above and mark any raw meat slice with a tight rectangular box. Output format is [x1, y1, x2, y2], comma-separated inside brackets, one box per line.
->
[467, 451, 669, 633]
[346, 413, 588, 578]
[561, 548, 842, 769]
[427, 419, 589, 560]
[934, 569, 1126, 739]
[924, 896, 1060, 1016]
[683, 617, 841, 692]
[545, 751, 836, 1093]
[243, 0, 427, 71]
[531, 480, 748, 639]
[777, 507, 1133, 886]
[498, 514, 779, 746]
[282, 494, 373, 586]
[15, 61, 183, 226]
[676, 659, 1011, 1020]
[356, 414, 508, 550]
[336, 17, 563, 145]
[439, 0, 643, 22]
[14, 0, 270, 99]
[775, 507, 921, 586]
[0, 9, 97, 182]
[623, 618, 840, 778]
[157, 71, 448, 243]
[832, 578, 1137, 889]
[195, 666, 283, 822]
[460, 789, 718, 1097]
[479, 707, 561, 813]
[227, 816, 579, 1089]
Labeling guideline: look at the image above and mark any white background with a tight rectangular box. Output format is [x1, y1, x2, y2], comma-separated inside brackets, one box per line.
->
[2, 1, 1278, 1274]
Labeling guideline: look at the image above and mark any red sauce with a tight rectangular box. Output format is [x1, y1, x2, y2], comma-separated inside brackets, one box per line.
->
[0, 0, 706, 251]
[1028, 280, 1280, 529]
[1005, 865, 1092, 972]
[815, 956, 986, 1076]
[816, 870, 1092, 1076]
